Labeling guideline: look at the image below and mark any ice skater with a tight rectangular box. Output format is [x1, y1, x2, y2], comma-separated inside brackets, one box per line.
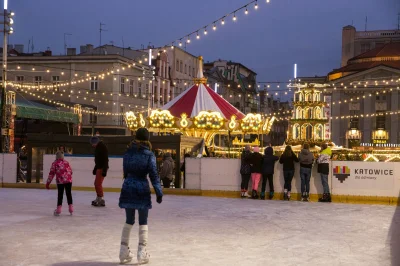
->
[118, 128, 163, 264]
[90, 136, 109, 207]
[279, 145, 299, 201]
[160, 152, 174, 188]
[249, 146, 263, 199]
[45, 151, 74, 216]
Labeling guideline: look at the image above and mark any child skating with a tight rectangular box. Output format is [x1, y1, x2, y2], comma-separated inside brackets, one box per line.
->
[46, 151, 74, 216]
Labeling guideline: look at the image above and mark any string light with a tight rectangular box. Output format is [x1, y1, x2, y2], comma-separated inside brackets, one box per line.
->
[221, 18, 225, 25]
[204, 28, 208, 35]
[213, 24, 217, 30]
[233, 13, 237, 21]
[255, 1, 258, 9]
[245, 7, 249, 15]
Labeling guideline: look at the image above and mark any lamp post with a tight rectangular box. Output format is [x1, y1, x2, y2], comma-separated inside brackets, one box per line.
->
[0, 0, 14, 152]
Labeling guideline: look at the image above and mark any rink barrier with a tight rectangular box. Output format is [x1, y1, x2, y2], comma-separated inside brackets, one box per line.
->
[2, 182, 399, 205]
[2, 155, 400, 206]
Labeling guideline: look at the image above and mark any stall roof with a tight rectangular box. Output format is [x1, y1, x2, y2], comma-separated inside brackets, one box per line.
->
[5, 95, 79, 123]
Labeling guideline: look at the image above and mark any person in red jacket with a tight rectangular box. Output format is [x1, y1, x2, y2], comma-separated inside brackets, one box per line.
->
[46, 151, 73, 216]
[90, 136, 109, 207]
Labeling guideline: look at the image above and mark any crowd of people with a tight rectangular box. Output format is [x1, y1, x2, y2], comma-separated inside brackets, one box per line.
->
[240, 143, 332, 202]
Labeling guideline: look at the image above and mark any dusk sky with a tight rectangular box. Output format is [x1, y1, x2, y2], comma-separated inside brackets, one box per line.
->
[8, 0, 399, 83]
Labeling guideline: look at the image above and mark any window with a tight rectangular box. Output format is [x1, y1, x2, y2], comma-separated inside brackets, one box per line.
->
[89, 113, 97, 124]
[90, 77, 98, 91]
[119, 106, 125, 126]
[16, 76, 24, 82]
[176, 60, 179, 71]
[138, 82, 142, 97]
[129, 80, 134, 95]
[360, 43, 370, 53]
[184, 64, 187, 74]
[349, 111, 359, 129]
[34, 76, 42, 86]
[188, 65, 191, 77]
[193, 67, 195, 77]
[376, 115, 385, 129]
[180, 61, 183, 72]
[145, 84, 149, 99]
[120, 77, 125, 93]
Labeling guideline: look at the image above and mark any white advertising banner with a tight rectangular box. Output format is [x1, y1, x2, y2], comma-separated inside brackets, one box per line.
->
[323, 96, 331, 140]
[331, 161, 398, 196]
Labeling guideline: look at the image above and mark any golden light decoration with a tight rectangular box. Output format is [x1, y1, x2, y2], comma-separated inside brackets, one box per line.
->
[180, 113, 189, 128]
[149, 109, 175, 128]
[193, 111, 224, 130]
[139, 113, 146, 127]
[228, 115, 237, 130]
[262, 116, 275, 132]
[241, 113, 262, 132]
[125, 111, 139, 130]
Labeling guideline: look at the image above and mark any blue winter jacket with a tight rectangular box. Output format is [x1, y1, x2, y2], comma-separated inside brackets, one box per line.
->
[119, 142, 163, 210]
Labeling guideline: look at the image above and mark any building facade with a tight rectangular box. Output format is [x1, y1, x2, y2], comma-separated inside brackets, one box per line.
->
[146, 46, 201, 108]
[327, 42, 400, 147]
[4, 47, 152, 136]
[341, 26, 400, 67]
[204, 60, 258, 113]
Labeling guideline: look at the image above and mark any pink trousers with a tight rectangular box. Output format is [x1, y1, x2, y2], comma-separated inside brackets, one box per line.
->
[251, 173, 261, 190]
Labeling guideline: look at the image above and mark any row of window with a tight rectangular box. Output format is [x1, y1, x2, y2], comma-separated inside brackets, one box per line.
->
[175, 59, 195, 76]
[118, 77, 149, 96]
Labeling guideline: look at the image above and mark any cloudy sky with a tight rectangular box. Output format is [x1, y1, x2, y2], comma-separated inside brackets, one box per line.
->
[8, 0, 399, 83]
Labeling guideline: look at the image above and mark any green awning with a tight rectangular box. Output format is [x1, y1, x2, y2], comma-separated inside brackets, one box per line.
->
[16, 105, 79, 124]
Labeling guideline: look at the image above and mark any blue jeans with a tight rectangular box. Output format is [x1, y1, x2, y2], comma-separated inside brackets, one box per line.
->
[125, 208, 149, 225]
[300, 167, 312, 194]
[283, 170, 295, 191]
[320, 174, 330, 194]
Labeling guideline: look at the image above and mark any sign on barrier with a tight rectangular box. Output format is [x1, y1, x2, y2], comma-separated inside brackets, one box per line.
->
[332, 161, 397, 196]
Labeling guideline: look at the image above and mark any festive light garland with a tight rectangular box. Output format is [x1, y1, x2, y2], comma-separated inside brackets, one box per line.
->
[193, 111, 225, 130]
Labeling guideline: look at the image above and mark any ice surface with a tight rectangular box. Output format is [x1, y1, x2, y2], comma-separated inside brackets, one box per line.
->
[0, 188, 399, 266]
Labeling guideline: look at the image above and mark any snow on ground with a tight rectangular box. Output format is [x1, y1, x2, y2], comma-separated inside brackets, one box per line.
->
[0, 188, 399, 266]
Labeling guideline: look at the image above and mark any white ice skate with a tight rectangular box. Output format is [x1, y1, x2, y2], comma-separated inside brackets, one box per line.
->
[137, 245, 150, 264]
[137, 225, 150, 264]
[119, 245, 134, 264]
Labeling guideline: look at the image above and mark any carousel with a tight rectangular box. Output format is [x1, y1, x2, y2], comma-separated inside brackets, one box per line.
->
[125, 57, 275, 155]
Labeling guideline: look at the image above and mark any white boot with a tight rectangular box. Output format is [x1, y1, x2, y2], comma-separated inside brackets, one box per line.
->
[137, 225, 150, 264]
[243, 191, 251, 198]
[119, 223, 134, 264]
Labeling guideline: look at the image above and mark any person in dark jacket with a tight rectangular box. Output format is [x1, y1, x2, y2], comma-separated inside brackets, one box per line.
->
[279, 145, 299, 201]
[118, 128, 163, 264]
[160, 153, 174, 188]
[180, 153, 191, 189]
[261, 146, 279, 200]
[249, 146, 263, 199]
[298, 143, 314, 202]
[90, 137, 109, 207]
[240, 145, 252, 198]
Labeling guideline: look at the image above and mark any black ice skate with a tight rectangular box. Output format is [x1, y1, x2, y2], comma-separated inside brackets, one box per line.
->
[92, 198, 106, 207]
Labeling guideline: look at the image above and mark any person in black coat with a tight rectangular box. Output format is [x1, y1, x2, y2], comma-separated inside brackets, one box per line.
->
[279, 145, 299, 201]
[261, 146, 279, 200]
[90, 137, 109, 206]
[240, 145, 252, 198]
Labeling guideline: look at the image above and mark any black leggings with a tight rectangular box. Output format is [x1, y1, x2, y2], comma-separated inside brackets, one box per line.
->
[261, 174, 274, 193]
[241, 174, 251, 190]
[57, 183, 73, 206]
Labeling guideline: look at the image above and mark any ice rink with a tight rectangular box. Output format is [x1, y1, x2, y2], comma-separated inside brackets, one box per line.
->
[0, 188, 399, 266]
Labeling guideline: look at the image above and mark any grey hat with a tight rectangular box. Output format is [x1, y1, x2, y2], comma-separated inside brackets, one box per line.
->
[90, 136, 100, 145]
[56, 151, 64, 160]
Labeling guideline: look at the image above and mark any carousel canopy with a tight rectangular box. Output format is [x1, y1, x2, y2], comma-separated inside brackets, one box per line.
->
[162, 83, 245, 120]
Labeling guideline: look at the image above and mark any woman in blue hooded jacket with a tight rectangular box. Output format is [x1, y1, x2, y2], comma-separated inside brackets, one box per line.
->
[118, 128, 163, 264]
[261, 146, 279, 200]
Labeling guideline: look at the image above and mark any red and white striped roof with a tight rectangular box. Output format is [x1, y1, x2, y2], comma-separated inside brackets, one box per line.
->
[162, 83, 245, 119]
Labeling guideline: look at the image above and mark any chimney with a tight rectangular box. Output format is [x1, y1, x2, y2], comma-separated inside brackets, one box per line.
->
[86, 44, 94, 54]
[67, 48, 76, 56]
[14, 44, 24, 53]
[80, 44, 94, 54]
